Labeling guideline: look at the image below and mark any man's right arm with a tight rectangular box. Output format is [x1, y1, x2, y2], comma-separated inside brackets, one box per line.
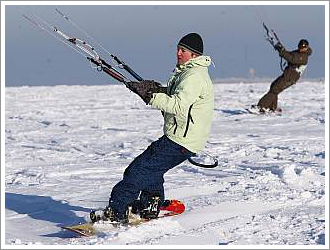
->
[150, 74, 203, 117]
[279, 50, 309, 65]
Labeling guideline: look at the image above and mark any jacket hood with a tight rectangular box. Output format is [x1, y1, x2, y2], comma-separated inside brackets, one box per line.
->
[177, 55, 212, 70]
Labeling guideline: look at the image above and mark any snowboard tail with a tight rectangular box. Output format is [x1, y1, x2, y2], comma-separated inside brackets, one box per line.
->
[61, 223, 97, 237]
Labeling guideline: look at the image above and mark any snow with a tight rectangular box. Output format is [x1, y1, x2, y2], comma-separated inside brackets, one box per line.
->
[3, 80, 327, 247]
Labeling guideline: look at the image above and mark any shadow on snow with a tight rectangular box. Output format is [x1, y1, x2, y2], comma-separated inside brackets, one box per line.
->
[5, 192, 91, 238]
[215, 109, 247, 116]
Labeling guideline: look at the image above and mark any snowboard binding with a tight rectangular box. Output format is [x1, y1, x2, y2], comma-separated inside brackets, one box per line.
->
[139, 195, 161, 219]
[89, 206, 129, 224]
[130, 192, 162, 220]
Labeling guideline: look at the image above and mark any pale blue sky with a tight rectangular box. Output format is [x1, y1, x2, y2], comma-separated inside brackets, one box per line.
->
[4, 3, 326, 86]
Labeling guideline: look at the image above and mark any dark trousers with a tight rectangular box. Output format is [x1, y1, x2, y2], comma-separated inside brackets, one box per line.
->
[257, 74, 296, 111]
[109, 135, 194, 219]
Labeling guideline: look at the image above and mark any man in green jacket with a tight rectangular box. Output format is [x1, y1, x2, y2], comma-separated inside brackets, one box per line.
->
[90, 33, 214, 223]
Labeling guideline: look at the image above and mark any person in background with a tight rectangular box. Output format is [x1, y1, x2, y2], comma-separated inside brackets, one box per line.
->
[253, 39, 312, 113]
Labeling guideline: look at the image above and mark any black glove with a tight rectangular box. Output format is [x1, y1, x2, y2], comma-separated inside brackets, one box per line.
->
[142, 80, 167, 94]
[126, 80, 166, 104]
[274, 42, 284, 52]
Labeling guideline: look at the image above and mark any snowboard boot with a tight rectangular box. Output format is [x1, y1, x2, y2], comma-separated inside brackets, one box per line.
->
[89, 206, 129, 224]
[249, 105, 278, 114]
[249, 105, 265, 114]
[139, 195, 161, 219]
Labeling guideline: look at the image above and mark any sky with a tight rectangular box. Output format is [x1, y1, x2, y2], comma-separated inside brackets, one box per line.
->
[3, 1, 328, 87]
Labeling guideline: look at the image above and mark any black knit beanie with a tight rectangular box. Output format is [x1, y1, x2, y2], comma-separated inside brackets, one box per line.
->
[178, 33, 203, 55]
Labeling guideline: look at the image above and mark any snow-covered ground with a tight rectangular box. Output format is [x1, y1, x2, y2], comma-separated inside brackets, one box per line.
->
[3, 80, 327, 246]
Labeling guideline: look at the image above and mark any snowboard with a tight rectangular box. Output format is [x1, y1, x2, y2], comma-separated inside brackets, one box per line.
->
[61, 199, 185, 237]
[245, 105, 282, 115]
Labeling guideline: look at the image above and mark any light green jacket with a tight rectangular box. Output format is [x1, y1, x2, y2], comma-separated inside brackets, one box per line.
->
[150, 56, 214, 153]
